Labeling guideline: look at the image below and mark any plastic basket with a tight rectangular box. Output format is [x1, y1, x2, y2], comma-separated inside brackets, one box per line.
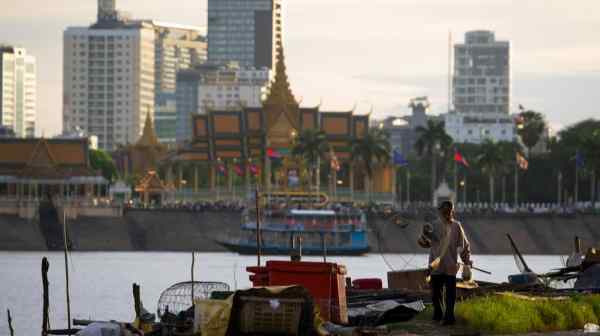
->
[238, 296, 304, 335]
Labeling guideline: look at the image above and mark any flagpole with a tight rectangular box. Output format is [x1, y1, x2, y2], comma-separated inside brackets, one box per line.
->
[514, 160, 518, 207]
[463, 172, 467, 204]
[575, 159, 579, 205]
[557, 171, 562, 205]
[454, 161, 458, 204]
[406, 170, 411, 205]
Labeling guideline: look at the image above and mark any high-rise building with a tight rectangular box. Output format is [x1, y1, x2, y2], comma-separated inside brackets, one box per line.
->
[0, 46, 36, 138]
[63, 0, 207, 150]
[175, 62, 270, 144]
[63, 23, 156, 150]
[446, 30, 514, 144]
[207, 0, 282, 69]
[453, 30, 510, 114]
[154, 23, 207, 145]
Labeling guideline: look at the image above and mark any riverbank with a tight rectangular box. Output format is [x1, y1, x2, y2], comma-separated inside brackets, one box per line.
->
[1, 210, 598, 254]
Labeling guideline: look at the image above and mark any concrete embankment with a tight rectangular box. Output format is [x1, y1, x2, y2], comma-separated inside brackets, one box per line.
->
[368, 214, 600, 255]
[0, 210, 598, 254]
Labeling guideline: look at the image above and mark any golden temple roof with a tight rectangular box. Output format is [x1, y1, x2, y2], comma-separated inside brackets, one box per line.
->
[263, 47, 301, 131]
[136, 111, 162, 147]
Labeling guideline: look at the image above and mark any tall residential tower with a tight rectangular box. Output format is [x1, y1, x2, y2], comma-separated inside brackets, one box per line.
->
[0, 45, 36, 138]
[207, 0, 282, 69]
[445, 30, 514, 144]
[63, 0, 207, 150]
[453, 30, 510, 114]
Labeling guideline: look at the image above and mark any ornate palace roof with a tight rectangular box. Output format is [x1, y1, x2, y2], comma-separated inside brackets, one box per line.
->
[263, 48, 301, 132]
[136, 111, 163, 148]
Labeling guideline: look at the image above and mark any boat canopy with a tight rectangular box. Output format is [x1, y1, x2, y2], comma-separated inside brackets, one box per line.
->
[289, 209, 336, 216]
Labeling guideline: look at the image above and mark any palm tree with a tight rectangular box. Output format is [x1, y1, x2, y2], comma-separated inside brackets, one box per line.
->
[477, 140, 506, 204]
[351, 127, 391, 202]
[415, 119, 453, 203]
[292, 129, 329, 196]
[517, 109, 546, 157]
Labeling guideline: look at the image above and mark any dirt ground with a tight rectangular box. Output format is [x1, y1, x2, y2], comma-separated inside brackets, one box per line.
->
[385, 318, 600, 336]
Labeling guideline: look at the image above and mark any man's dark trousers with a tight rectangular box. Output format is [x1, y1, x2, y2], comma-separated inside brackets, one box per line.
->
[431, 274, 457, 322]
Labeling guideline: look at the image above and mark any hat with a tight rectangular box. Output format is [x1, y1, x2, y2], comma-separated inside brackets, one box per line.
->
[438, 200, 454, 211]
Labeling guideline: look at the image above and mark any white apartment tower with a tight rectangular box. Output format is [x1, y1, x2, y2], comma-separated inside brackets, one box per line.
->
[63, 0, 207, 149]
[0, 46, 36, 138]
[445, 30, 514, 144]
[63, 23, 155, 150]
[453, 30, 510, 114]
[208, 0, 282, 69]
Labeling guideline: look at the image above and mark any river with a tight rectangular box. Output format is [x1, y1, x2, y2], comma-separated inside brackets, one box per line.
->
[0, 252, 567, 335]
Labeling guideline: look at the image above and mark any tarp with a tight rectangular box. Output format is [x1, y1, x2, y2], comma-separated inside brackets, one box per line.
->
[76, 322, 121, 336]
[194, 294, 234, 336]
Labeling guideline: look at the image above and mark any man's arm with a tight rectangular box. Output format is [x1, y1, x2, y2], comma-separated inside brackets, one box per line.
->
[418, 224, 433, 248]
[457, 223, 471, 264]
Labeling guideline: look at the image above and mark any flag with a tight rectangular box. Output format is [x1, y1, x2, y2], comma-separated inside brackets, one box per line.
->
[393, 150, 409, 167]
[330, 149, 341, 171]
[217, 163, 227, 176]
[267, 147, 282, 159]
[576, 151, 585, 169]
[234, 164, 244, 177]
[516, 152, 529, 170]
[249, 163, 260, 176]
[454, 150, 469, 167]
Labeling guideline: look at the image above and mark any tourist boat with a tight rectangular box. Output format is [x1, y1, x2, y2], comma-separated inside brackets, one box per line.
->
[217, 191, 370, 256]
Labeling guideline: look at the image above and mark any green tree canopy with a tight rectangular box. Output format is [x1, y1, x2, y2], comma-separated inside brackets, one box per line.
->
[292, 128, 329, 168]
[351, 127, 391, 178]
[89, 149, 118, 182]
[517, 110, 546, 156]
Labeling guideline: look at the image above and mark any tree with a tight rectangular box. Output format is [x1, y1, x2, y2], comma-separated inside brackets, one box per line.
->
[89, 149, 118, 182]
[517, 109, 546, 156]
[415, 119, 453, 202]
[292, 128, 329, 195]
[556, 119, 600, 202]
[476, 140, 506, 204]
[351, 127, 391, 201]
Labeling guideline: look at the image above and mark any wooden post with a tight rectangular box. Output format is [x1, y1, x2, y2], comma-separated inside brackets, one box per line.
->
[133, 283, 141, 320]
[256, 187, 261, 267]
[63, 210, 72, 336]
[7, 309, 14, 336]
[191, 252, 195, 307]
[42, 257, 50, 336]
[349, 165, 354, 202]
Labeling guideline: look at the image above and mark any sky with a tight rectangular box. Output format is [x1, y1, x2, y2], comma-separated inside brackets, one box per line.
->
[1, 0, 599, 136]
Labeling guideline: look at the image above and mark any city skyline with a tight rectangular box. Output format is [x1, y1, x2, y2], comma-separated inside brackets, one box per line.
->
[1, 0, 600, 136]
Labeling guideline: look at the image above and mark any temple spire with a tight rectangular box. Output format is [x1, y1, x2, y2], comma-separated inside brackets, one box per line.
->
[263, 47, 297, 107]
[136, 109, 160, 147]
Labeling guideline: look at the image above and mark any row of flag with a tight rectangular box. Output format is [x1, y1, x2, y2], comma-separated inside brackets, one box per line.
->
[217, 163, 260, 177]
[218, 147, 587, 176]
[392, 149, 587, 171]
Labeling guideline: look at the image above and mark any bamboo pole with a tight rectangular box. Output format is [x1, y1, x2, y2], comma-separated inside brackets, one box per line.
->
[62, 211, 72, 336]
[191, 251, 195, 306]
[7, 309, 14, 336]
[133, 283, 141, 320]
[255, 187, 262, 267]
[42, 257, 50, 336]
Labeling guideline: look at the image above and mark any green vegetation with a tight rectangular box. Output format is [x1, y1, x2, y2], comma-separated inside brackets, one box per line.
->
[351, 127, 391, 200]
[90, 149, 118, 182]
[456, 294, 600, 334]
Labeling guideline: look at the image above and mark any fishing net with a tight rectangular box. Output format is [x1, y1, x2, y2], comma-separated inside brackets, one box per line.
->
[157, 281, 230, 317]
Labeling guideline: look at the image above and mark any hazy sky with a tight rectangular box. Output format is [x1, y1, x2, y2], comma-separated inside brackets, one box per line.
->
[1, 0, 599, 136]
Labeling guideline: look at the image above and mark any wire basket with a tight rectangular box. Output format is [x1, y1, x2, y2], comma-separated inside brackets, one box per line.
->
[157, 281, 230, 317]
[238, 296, 304, 336]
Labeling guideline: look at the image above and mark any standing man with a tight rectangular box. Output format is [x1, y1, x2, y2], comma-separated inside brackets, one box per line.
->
[418, 200, 471, 325]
